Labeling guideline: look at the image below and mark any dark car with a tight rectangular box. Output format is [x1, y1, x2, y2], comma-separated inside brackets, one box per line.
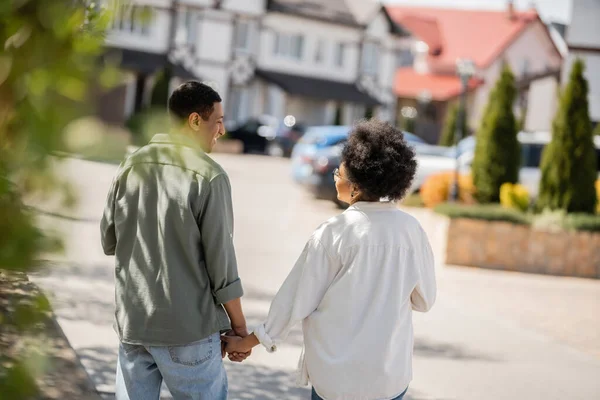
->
[226, 115, 306, 156]
[266, 121, 308, 157]
[225, 116, 278, 154]
[307, 132, 428, 208]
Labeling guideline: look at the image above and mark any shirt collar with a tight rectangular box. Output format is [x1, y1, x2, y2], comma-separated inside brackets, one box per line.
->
[347, 201, 398, 211]
[150, 133, 204, 151]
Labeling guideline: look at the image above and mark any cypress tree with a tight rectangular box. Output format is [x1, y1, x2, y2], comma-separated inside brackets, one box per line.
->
[537, 59, 597, 213]
[439, 102, 467, 146]
[472, 64, 520, 203]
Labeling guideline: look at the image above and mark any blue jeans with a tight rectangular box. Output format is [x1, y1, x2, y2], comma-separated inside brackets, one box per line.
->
[116, 332, 227, 400]
[311, 387, 408, 400]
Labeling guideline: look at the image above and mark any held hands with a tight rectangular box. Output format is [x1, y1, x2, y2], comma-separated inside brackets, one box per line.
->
[221, 335, 253, 357]
[221, 327, 252, 362]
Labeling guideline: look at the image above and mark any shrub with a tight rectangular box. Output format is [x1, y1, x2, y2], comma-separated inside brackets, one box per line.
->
[532, 209, 600, 233]
[125, 109, 170, 146]
[150, 66, 173, 108]
[439, 102, 467, 147]
[596, 180, 600, 214]
[500, 183, 530, 212]
[537, 59, 597, 214]
[401, 193, 425, 208]
[472, 64, 520, 203]
[420, 172, 475, 208]
[0, 0, 112, 396]
[434, 203, 531, 225]
[565, 213, 600, 232]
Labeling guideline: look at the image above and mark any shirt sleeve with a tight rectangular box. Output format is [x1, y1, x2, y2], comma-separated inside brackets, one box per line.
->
[199, 173, 243, 305]
[100, 176, 118, 256]
[410, 226, 437, 312]
[254, 236, 339, 352]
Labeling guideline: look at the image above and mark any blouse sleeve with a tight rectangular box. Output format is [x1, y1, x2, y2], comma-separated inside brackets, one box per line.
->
[253, 236, 339, 352]
[410, 226, 437, 312]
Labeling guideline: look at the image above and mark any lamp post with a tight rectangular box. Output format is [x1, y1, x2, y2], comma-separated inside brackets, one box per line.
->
[449, 58, 475, 202]
[416, 90, 432, 139]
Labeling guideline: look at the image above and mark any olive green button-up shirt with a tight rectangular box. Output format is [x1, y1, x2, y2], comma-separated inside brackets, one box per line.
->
[100, 133, 243, 346]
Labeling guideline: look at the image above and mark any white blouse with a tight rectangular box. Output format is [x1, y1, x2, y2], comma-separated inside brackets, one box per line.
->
[253, 201, 437, 400]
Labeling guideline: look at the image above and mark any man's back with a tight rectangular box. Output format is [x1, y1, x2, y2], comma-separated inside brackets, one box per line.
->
[101, 134, 243, 346]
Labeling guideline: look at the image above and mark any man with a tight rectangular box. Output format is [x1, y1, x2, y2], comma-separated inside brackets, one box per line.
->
[101, 81, 249, 400]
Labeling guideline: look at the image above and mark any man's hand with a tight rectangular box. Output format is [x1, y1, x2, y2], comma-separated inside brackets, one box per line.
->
[221, 335, 253, 357]
[221, 328, 251, 362]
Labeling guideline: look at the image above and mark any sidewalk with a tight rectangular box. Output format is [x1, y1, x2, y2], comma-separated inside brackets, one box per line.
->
[30, 156, 600, 400]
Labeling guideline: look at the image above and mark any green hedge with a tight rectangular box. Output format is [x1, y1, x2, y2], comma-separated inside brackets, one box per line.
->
[434, 203, 531, 225]
[435, 203, 600, 233]
[564, 213, 600, 232]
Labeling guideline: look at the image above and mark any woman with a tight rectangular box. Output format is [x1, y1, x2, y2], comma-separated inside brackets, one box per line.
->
[224, 120, 437, 400]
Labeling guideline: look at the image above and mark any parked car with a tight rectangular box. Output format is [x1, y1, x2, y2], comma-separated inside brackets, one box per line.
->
[303, 130, 438, 207]
[412, 131, 600, 198]
[291, 125, 351, 185]
[226, 115, 279, 154]
[227, 115, 307, 155]
[266, 120, 308, 157]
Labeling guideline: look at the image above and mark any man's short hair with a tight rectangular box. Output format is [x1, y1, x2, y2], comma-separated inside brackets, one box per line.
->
[168, 81, 222, 123]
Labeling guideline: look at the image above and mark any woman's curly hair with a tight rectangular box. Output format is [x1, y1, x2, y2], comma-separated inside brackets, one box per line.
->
[341, 119, 418, 201]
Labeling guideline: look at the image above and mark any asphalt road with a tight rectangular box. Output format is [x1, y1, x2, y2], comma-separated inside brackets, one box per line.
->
[31, 153, 600, 400]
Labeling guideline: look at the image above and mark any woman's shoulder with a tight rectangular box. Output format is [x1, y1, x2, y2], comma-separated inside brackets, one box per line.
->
[309, 213, 353, 246]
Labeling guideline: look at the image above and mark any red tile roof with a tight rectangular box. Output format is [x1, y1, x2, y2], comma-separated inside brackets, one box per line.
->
[394, 67, 483, 101]
[386, 6, 540, 69]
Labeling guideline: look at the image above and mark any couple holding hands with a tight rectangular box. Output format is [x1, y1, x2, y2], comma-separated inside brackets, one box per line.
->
[101, 81, 436, 400]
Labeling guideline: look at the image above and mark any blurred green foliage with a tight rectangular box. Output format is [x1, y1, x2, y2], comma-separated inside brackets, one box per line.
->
[439, 102, 467, 147]
[537, 59, 598, 214]
[0, 0, 115, 397]
[472, 64, 520, 203]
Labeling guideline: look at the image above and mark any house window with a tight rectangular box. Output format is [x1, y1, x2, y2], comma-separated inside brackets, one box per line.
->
[521, 58, 530, 77]
[112, 5, 151, 36]
[290, 35, 304, 59]
[175, 8, 198, 46]
[315, 40, 325, 64]
[234, 20, 253, 53]
[362, 42, 380, 75]
[335, 43, 345, 67]
[397, 48, 414, 68]
[273, 32, 304, 60]
[185, 12, 197, 44]
[176, 8, 197, 46]
[229, 86, 250, 123]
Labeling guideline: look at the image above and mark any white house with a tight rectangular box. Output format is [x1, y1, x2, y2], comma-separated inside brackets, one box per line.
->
[99, 0, 411, 127]
[100, 0, 265, 125]
[387, 3, 564, 142]
[562, 0, 600, 126]
[227, 0, 412, 126]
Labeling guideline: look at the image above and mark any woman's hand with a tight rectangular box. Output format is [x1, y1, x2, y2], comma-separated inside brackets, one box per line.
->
[222, 334, 252, 355]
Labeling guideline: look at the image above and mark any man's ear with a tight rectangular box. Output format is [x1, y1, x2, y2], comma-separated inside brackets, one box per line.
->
[188, 112, 202, 131]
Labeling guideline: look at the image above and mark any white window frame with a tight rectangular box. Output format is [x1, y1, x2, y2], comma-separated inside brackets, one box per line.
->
[291, 35, 304, 60]
[362, 42, 380, 75]
[521, 58, 530, 77]
[234, 19, 253, 54]
[315, 40, 325, 64]
[273, 32, 304, 61]
[176, 8, 197, 46]
[229, 86, 250, 123]
[335, 42, 345, 67]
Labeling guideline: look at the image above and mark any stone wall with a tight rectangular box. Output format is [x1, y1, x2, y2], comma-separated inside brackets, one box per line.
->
[446, 218, 600, 279]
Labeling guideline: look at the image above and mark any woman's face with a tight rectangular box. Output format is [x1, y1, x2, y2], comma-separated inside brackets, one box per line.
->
[334, 163, 354, 205]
